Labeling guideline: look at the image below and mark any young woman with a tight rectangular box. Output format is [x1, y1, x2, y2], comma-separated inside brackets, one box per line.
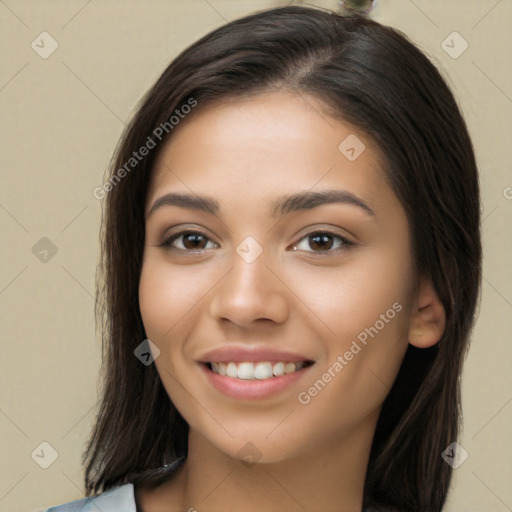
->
[44, 5, 481, 512]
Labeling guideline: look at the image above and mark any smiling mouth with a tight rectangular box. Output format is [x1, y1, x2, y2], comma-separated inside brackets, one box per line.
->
[205, 360, 314, 381]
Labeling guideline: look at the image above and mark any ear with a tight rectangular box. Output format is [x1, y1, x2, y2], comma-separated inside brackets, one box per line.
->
[408, 276, 446, 348]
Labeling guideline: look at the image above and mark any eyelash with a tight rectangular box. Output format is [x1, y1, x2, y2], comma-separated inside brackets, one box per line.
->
[159, 229, 355, 256]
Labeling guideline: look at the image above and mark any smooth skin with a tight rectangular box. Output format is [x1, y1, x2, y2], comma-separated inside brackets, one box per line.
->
[137, 91, 446, 512]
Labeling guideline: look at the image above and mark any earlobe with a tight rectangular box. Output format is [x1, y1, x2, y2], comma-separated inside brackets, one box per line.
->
[408, 276, 446, 348]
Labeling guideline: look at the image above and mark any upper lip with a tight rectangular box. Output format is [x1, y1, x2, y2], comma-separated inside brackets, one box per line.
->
[198, 346, 314, 364]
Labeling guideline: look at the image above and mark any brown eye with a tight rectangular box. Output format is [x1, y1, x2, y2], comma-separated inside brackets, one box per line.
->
[292, 231, 354, 255]
[309, 233, 335, 251]
[161, 230, 217, 252]
[182, 232, 208, 250]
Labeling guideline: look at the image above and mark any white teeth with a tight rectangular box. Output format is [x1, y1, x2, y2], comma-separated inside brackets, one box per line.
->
[284, 362, 296, 374]
[272, 362, 285, 376]
[209, 361, 308, 380]
[226, 362, 238, 378]
[237, 362, 255, 380]
[254, 362, 273, 380]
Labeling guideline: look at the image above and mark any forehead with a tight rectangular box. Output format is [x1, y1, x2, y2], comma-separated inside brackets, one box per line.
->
[146, 91, 394, 217]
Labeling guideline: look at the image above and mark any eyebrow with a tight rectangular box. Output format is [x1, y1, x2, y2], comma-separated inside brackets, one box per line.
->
[148, 193, 219, 217]
[271, 189, 375, 218]
[147, 189, 375, 219]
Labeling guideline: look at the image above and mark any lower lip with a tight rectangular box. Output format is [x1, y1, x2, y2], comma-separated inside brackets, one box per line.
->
[200, 363, 312, 400]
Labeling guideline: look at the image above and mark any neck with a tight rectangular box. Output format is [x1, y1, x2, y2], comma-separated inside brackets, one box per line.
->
[137, 411, 379, 512]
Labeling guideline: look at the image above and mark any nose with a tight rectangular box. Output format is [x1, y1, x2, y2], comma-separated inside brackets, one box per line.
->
[209, 248, 289, 329]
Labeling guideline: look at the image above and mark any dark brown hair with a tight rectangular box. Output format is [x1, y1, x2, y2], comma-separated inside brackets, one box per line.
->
[84, 6, 481, 511]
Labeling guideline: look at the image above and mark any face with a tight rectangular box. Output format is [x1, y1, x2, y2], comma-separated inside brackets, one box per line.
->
[139, 91, 416, 464]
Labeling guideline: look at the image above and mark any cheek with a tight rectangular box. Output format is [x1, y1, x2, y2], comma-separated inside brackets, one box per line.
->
[139, 261, 173, 338]
[139, 255, 205, 339]
[139, 258, 200, 407]
[138, 256, 196, 373]
[138, 254, 231, 384]
[288, 246, 412, 412]
[288, 244, 412, 342]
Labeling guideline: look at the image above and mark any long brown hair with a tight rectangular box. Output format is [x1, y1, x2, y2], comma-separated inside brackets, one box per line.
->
[84, 6, 482, 511]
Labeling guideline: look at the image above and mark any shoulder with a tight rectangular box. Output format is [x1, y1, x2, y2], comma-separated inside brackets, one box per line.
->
[42, 483, 136, 512]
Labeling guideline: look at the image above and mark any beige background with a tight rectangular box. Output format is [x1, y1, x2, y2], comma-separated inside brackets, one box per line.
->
[0, 1, 510, 511]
